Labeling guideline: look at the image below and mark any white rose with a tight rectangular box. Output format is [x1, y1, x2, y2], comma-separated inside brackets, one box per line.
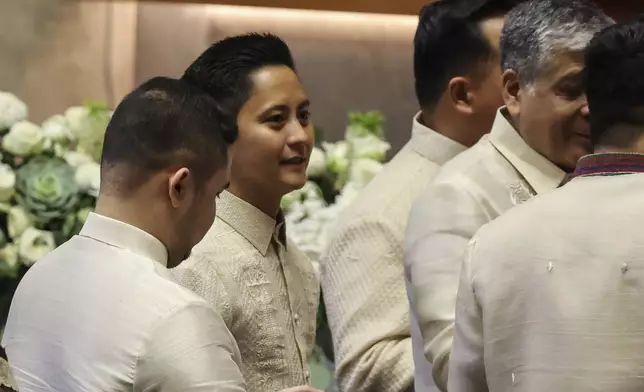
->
[349, 158, 384, 187]
[0, 244, 19, 269]
[18, 227, 56, 266]
[42, 114, 74, 143]
[63, 150, 94, 167]
[0, 164, 15, 202]
[8, 206, 32, 239]
[322, 141, 350, 176]
[351, 134, 391, 162]
[0, 92, 28, 130]
[306, 147, 326, 177]
[75, 161, 101, 197]
[2, 121, 47, 156]
[64, 106, 91, 138]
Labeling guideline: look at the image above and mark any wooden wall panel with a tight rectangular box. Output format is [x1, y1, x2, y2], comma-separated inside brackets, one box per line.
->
[82, 0, 428, 16]
[81, 0, 644, 18]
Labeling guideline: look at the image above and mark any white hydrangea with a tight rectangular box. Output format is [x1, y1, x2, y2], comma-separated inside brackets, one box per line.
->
[42, 114, 74, 143]
[351, 134, 391, 161]
[306, 146, 326, 177]
[2, 121, 48, 156]
[75, 161, 101, 197]
[285, 180, 363, 262]
[0, 92, 28, 130]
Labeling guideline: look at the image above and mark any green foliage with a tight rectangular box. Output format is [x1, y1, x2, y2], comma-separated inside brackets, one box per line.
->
[14, 157, 79, 226]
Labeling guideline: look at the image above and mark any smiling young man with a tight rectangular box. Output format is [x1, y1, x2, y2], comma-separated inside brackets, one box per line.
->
[173, 34, 320, 392]
[403, 0, 613, 390]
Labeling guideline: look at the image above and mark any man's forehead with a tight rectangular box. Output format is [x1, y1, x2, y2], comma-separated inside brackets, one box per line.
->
[537, 49, 586, 81]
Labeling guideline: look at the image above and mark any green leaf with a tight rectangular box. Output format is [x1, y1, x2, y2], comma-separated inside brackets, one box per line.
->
[82, 100, 110, 115]
[347, 110, 385, 137]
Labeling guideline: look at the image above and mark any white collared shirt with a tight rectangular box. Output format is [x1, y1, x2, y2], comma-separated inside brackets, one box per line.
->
[450, 172, 644, 392]
[321, 112, 465, 392]
[2, 213, 245, 392]
[404, 108, 566, 391]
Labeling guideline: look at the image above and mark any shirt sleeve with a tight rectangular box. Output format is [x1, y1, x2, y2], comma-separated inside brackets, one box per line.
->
[321, 218, 414, 392]
[448, 236, 487, 392]
[134, 303, 246, 392]
[404, 180, 488, 391]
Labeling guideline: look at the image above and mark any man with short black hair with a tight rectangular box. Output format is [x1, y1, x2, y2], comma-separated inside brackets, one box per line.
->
[404, 0, 613, 390]
[2, 77, 244, 391]
[175, 34, 320, 392]
[319, 1, 519, 391]
[449, 16, 644, 391]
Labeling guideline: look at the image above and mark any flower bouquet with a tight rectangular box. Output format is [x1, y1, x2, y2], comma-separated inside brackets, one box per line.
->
[282, 110, 391, 363]
[0, 92, 110, 334]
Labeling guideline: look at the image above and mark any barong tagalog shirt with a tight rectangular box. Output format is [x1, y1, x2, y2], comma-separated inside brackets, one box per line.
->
[404, 108, 566, 391]
[174, 190, 319, 392]
[2, 212, 245, 392]
[449, 152, 644, 392]
[321, 112, 466, 392]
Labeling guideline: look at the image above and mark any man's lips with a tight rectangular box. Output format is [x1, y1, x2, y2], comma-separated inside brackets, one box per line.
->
[279, 156, 306, 165]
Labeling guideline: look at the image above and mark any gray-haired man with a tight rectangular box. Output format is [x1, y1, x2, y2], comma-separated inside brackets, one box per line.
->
[403, 0, 613, 390]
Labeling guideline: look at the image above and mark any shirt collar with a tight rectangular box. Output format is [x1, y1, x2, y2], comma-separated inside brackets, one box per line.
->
[574, 152, 644, 178]
[216, 190, 286, 256]
[409, 111, 467, 165]
[79, 212, 169, 267]
[489, 107, 567, 194]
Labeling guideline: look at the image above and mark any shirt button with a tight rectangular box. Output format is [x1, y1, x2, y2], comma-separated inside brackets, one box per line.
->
[294, 313, 300, 322]
[305, 370, 310, 379]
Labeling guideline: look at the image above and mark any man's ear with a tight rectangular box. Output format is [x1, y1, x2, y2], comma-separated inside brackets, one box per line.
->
[447, 76, 476, 115]
[502, 69, 521, 118]
[168, 167, 193, 209]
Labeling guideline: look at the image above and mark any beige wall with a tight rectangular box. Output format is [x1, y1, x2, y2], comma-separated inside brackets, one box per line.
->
[0, 0, 137, 122]
[135, 3, 419, 153]
[0, 1, 418, 152]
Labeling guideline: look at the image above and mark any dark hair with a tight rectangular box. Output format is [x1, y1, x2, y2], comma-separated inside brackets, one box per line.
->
[414, 0, 520, 110]
[501, 0, 612, 85]
[586, 16, 644, 147]
[101, 76, 235, 193]
[181, 33, 296, 135]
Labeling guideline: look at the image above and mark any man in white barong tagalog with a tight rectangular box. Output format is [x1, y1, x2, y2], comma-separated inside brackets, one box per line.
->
[449, 16, 644, 391]
[404, 0, 613, 390]
[1, 77, 246, 391]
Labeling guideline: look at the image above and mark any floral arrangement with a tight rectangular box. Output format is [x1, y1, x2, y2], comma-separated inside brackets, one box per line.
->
[282, 111, 391, 263]
[0, 91, 110, 329]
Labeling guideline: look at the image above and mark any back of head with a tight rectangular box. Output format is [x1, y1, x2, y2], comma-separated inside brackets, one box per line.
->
[414, 0, 522, 110]
[101, 76, 235, 194]
[182, 33, 295, 125]
[501, 0, 613, 86]
[585, 17, 644, 148]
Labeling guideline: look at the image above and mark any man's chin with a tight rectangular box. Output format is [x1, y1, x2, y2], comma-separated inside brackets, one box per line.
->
[280, 175, 308, 193]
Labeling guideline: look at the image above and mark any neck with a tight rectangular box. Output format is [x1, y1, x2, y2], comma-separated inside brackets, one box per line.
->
[421, 109, 471, 147]
[93, 194, 172, 260]
[227, 182, 281, 219]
